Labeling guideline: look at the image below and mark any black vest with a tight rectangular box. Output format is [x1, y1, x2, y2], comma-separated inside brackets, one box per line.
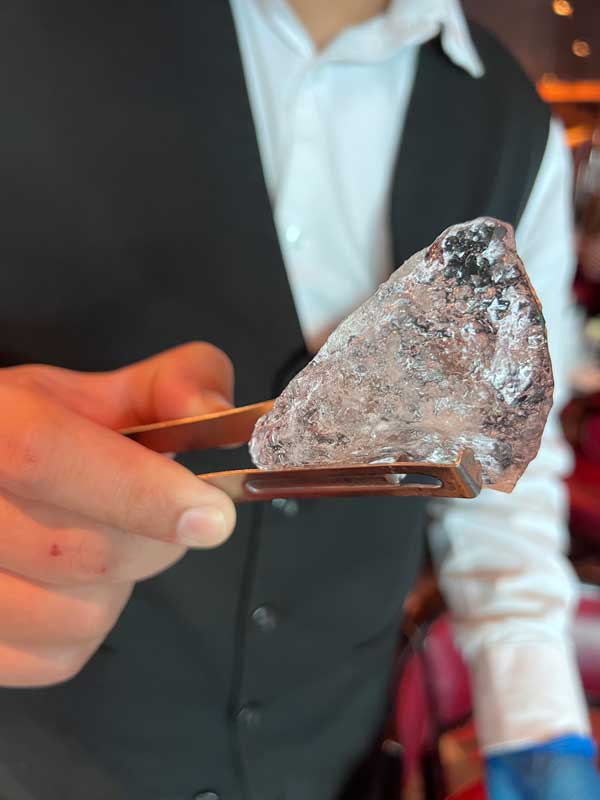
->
[0, 5, 548, 800]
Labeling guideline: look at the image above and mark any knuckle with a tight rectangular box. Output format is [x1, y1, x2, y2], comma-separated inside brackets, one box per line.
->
[51, 645, 99, 684]
[35, 645, 99, 686]
[68, 598, 116, 644]
[8, 427, 51, 496]
[0, 389, 54, 497]
[5, 364, 58, 395]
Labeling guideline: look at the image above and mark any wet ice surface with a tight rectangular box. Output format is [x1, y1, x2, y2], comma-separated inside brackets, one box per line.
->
[250, 218, 553, 491]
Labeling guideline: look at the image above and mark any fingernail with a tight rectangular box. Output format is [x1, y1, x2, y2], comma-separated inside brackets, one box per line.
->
[176, 507, 228, 548]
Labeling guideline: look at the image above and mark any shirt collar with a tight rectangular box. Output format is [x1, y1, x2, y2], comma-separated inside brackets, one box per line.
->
[253, 0, 484, 77]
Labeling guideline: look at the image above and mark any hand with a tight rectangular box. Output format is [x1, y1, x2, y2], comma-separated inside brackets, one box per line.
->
[485, 737, 600, 799]
[0, 342, 236, 688]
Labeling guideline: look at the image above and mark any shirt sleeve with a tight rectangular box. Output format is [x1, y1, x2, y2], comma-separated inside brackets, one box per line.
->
[427, 116, 591, 754]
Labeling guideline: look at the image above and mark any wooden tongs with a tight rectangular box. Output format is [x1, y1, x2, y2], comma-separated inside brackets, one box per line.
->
[121, 401, 482, 502]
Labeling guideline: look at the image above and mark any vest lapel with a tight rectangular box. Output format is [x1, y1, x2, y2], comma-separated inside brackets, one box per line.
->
[389, 40, 476, 267]
[389, 33, 545, 270]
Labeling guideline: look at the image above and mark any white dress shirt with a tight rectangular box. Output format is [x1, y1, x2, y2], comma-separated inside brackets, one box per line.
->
[229, 0, 591, 752]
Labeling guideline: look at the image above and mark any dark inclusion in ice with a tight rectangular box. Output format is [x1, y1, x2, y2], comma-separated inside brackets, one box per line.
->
[250, 218, 553, 492]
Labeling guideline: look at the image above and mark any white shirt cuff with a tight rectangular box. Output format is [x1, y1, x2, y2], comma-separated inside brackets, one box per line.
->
[470, 637, 591, 754]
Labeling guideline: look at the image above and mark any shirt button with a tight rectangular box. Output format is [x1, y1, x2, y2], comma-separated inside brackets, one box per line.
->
[252, 605, 278, 632]
[271, 498, 299, 517]
[236, 703, 262, 728]
[193, 792, 219, 800]
[284, 224, 302, 246]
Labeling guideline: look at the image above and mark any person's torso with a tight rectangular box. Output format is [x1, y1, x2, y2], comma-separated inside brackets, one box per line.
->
[0, 3, 549, 799]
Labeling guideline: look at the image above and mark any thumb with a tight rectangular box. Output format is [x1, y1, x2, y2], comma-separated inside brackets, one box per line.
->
[0, 342, 235, 429]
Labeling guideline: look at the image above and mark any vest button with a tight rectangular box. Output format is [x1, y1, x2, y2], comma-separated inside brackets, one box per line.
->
[252, 604, 278, 632]
[193, 792, 219, 800]
[236, 703, 262, 728]
[271, 498, 299, 517]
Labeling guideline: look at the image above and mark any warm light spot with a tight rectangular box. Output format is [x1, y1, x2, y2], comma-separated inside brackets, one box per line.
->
[537, 79, 600, 103]
[566, 124, 593, 148]
[572, 39, 592, 58]
[552, 0, 573, 16]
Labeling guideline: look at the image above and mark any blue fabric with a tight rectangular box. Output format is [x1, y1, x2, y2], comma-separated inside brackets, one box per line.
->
[493, 735, 597, 758]
[485, 737, 600, 799]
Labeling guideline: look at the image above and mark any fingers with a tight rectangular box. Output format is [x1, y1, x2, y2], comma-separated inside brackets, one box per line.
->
[0, 492, 186, 585]
[0, 385, 236, 548]
[0, 568, 133, 647]
[0, 342, 233, 430]
[0, 343, 238, 688]
[0, 341, 235, 429]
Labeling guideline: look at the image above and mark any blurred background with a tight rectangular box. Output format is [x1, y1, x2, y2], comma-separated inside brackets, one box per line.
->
[382, 3, 600, 798]
[464, 0, 599, 82]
